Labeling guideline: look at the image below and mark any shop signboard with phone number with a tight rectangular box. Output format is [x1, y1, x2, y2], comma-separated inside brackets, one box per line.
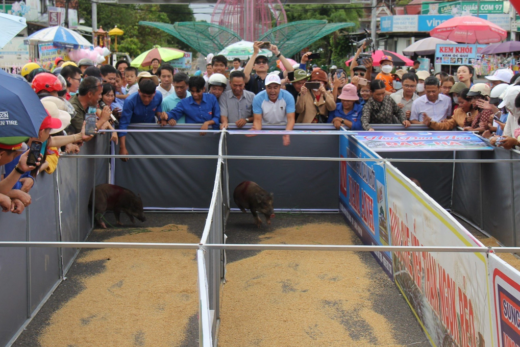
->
[421, 1, 506, 15]
[435, 44, 487, 66]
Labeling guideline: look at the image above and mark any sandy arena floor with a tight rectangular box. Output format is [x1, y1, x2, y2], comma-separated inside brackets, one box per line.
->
[13, 213, 428, 347]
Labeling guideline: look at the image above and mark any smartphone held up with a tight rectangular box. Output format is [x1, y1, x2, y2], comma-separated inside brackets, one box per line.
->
[26, 142, 42, 167]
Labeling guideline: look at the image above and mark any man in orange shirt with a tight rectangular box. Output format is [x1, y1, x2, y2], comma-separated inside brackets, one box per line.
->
[375, 55, 395, 95]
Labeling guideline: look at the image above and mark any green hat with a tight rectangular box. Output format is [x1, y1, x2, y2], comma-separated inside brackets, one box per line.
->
[450, 82, 467, 94]
[290, 69, 309, 83]
[0, 136, 29, 151]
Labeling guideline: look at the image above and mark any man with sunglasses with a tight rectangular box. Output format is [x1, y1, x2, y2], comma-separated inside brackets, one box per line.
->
[244, 41, 294, 95]
[352, 66, 367, 79]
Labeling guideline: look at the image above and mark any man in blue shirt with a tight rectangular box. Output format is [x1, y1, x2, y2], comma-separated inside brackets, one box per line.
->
[166, 76, 220, 133]
[119, 79, 165, 160]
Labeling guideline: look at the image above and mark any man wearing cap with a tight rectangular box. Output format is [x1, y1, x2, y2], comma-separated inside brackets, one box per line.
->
[486, 68, 514, 88]
[462, 83, 492, 133]
[411, 76, 452, 125]
[251, 74, 295, 146]
[244, 42, 294, 94]
[78, 59, 95, 74]
[390, 73, 418, 120]
[329, 84, 364, 130]
[284, 69, 308, 103]
[68, 77, 111, 134]
[119, 79, 166, 159]
[375, 56, 395, 95]
[0, 139, 38, 214]
[415, 71, 430, 97]
[220, 71, 255, 129]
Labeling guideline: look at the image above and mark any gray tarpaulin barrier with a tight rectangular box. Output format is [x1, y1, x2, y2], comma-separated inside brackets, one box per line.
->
[380, 151, 454, 209]
[0, 135, 109, 346]
[227, 131, 339, 210]
[452, 147, 519, 247]
[114, 125, 219, 209]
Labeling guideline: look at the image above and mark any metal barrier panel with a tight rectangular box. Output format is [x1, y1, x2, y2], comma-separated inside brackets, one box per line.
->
[197, 250, 213, 347]
[57, 155, 79, 271]
[27, 172, 60, 313]
[0, 213, 28, 347]
[379, 151, 454, 209]
[482, 148, 515, 246]
[452, 151, 482, 228]
[114, 126, 219, 209]
[227, 131, 339, 210]
[513, 150, 520, 247]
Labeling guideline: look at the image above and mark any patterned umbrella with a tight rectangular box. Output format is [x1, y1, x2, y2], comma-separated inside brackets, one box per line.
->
[217, 41, 273, 60]
[345, 50, 414, 67]
[24, 26, 93, 49]
[130, 45, 185, 68]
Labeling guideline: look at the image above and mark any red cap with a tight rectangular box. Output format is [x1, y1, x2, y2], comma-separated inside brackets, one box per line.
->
[40, 112, 62, 131]
[380, 55, 393, 63]
[54, 56, 64, 66]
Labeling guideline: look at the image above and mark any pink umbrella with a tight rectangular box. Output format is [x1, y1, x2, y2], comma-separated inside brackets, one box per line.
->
[345, 50, 413, 67]
[277, 58, 297, 71]
[430, 16, 507, 44]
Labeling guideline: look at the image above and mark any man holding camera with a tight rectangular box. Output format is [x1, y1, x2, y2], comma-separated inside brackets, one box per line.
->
[244, 42, 294, 95]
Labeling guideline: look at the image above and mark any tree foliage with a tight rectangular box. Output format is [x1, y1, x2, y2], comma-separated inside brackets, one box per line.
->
[282, 4, 364, 67]
[78, 3, 195, 57]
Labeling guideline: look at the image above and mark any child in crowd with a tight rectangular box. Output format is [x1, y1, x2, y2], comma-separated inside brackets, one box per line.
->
[125, 67, 139, 95]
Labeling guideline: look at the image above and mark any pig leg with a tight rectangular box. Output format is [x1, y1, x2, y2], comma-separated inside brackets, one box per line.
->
[264, 214, 271, 226]
[94, 198, 107, 229]
[250, 209, 262, 227]
[114, 207, 123, 226]
[235, 200, 247, 214]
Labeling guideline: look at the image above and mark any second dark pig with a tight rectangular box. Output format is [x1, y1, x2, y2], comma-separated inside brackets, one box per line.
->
[233, 181, 274, 226]
[89, 184, 146, 228]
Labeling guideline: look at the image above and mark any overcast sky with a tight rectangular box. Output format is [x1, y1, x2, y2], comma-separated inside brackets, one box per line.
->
[190, 4, 214, 22]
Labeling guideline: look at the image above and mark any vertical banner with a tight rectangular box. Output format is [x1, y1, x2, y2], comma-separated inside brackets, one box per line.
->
[489, 254, 520, 347]
[386, 164, 493, 347]
[339, 135, 392, 278]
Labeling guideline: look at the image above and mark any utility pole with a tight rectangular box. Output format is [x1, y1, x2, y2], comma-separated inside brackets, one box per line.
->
[64, 0, 70, 28]
[371, 0, 377, 51]
[92, 0, 98, 44]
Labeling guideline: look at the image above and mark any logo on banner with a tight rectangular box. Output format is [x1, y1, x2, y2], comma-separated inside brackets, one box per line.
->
[0, 111, 8, 120]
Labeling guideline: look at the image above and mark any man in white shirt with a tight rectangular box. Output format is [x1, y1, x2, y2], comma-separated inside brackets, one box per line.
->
[390, 73, 418, 120]
[156, 64, 175, 98]
[231, 58, 244, 72]
[410, 76, 452, 124]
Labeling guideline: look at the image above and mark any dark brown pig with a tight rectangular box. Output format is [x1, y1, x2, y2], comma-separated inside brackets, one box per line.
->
[233, 181, 274, 227]
[89, 184, 146, 228]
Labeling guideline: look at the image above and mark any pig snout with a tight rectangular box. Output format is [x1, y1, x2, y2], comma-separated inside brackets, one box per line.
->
[270, 213, 275, 219]
[137, 214, 146, 222]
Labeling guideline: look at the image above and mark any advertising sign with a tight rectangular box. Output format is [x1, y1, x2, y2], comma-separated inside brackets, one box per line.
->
[421, 1, 506, 15]
[169, 52, 192, 69]
[435, 44, 488, 65]
[0, 37, 29, 68]
[339, 135, 392, 278]
[37, 43, 67, 67]
[489, 254, 520, 347]
[386, 164, 493, 347]
[48, 9, 61, 26]
[355, 131, 493, 152]
[380, 14, 510, 32]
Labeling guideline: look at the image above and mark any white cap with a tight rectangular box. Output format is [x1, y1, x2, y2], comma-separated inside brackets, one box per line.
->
[485, 68, 514, 83]
[416, 70, 430, 81]
[265, 74, 281, 86]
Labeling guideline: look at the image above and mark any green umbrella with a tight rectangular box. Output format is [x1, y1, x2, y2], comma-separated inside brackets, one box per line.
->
[131, 45, 185, 68]
[217, 40, 273, 60]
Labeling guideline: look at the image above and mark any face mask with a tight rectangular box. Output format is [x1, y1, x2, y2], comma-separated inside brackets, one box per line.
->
[393, 81, 402, 90]
[69, 92, 77, 96]
[453, 96, 459, 104]
[381, 65, 393, 74]
[416, 83, 425, 93]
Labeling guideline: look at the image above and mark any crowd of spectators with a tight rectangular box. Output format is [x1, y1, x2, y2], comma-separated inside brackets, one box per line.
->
[2, 41, 520, 215]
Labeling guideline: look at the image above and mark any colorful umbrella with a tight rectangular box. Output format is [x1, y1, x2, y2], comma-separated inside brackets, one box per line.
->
[0, 70, 48, 138]
[217, 41, 273, 60]
[429, 16, 507, 44]
[402, 37, 456, 56]
[345, 50, 414, 67]
[130, 45, 185, 68]
[0, 13, 27, 49]
[480, 41, 520, 55]
[24, 26, 93, 49]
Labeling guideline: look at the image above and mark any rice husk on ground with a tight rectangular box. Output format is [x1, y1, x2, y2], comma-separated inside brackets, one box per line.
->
[477, 235, 520, 272]
[218, 222, 401, 346]
[39, 224, 198, 347]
